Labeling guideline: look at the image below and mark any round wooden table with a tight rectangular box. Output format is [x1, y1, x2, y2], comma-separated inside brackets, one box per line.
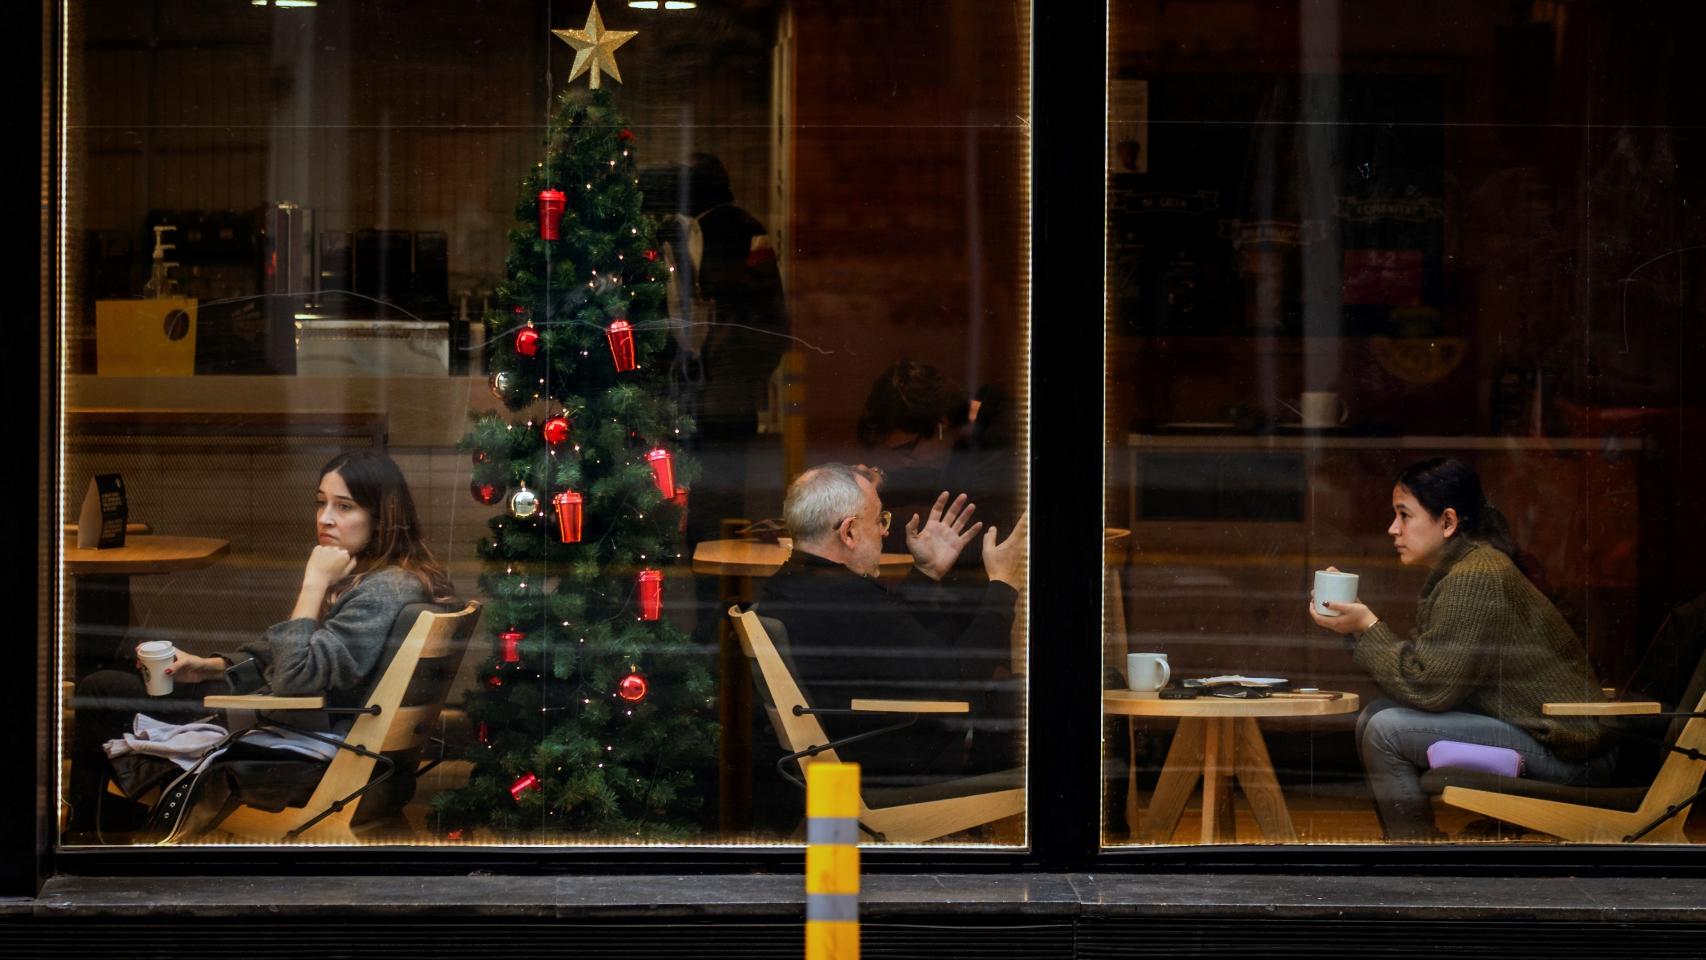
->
[691, 538, 912, 577]
[65, 534, 231, 676]
[1105, 688, 1361, 844]
[64, 535, 230, 575]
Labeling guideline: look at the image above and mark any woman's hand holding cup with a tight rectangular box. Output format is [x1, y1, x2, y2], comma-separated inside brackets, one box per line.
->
[1309, 566, 1378, 634]
[166, 651, 229, 685]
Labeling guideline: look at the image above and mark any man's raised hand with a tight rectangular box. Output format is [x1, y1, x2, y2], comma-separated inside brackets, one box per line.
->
[981, 510, 1029, 587]
[905, 491, 983, 581]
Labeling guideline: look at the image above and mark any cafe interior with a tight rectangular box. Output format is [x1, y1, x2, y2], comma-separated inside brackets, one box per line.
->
[51, 0, 1705, 849]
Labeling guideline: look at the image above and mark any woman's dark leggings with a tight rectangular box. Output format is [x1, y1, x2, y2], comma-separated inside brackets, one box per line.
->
[66, 669, 227, 835]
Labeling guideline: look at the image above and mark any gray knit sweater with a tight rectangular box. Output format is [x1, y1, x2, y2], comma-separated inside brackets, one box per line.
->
[1354, 538, 1612, 762]
[226, 566, 429, 702]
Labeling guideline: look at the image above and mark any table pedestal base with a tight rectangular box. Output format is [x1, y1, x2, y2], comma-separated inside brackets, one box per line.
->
[1135, 716, 1298, 844]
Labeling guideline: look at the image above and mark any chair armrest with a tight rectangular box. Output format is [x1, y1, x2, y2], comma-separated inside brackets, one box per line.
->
[204, 694, 326, 710]
[849, 698, 969, 714]
[1542, 700, 1661, 716]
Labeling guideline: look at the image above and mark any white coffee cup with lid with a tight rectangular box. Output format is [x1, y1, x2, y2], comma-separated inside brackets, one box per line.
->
[135, 640, 178, 696]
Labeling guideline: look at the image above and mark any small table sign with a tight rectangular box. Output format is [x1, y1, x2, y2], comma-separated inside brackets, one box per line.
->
[77, 473, 129, 549]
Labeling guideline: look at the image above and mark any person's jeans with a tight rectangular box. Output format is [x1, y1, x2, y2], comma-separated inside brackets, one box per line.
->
[1355, 698, 1620, 841]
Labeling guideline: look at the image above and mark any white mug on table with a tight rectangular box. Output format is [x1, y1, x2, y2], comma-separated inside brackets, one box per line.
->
[1126, 652, 1170, 692]
[1296, 391, 1349, 428]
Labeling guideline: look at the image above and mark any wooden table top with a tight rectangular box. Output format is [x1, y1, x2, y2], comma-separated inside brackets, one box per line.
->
[1104, 689, 1360, 718]
[63, 535, 231, 575]
[692, 538, 913, 577]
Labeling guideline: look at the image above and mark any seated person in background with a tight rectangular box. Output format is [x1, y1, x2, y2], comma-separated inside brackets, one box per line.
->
[757, 463, 1028, 787]
[856, 359, 1017, 568]
[1309, 457, 1617, 841]
[67, 451, 456, 839]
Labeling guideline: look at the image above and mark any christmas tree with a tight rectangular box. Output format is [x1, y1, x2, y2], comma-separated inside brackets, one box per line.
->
[433, 6, 715, 840]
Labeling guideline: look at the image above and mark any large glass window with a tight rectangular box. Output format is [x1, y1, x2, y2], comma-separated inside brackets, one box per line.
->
[1103, 0, 1705, 846]
[55, 0, 1029, 847]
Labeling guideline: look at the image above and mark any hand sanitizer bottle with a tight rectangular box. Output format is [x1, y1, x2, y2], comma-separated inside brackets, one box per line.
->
[142, 225, 179, 298]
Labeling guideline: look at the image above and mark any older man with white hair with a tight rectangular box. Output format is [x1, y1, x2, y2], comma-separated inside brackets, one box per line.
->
[756, 463, 1027, 786]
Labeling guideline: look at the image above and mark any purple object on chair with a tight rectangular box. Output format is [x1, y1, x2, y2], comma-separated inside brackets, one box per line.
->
[1425, 740, 1526, 778]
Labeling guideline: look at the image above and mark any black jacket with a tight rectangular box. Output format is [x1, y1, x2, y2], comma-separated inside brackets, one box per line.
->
[756, 552, 1020, 786]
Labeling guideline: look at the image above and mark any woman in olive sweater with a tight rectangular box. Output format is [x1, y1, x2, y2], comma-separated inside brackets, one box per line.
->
[1309, 457, 1617, 840]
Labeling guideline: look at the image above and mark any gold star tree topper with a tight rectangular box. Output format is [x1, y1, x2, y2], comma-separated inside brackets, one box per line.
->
[553, 2, 638, 90]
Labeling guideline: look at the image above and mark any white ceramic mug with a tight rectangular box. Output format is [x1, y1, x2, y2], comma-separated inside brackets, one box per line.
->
[1313, 570, 1360, 617]
[1299, 391, 1350, 428]
[135, 640, 177, 696]
[1126, 652, 1171, 692]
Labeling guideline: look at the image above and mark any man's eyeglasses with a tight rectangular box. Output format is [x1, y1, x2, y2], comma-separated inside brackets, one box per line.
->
[839, 510, 892, 535]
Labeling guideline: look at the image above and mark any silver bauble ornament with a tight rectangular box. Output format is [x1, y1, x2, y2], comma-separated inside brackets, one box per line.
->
[508, 483, 540, 519]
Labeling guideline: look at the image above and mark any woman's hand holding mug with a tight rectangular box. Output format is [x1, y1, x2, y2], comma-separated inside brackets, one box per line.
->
[1309, 566, 1379, 634]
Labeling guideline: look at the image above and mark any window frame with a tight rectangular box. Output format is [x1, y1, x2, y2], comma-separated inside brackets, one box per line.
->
[15, 0, 1706, 885]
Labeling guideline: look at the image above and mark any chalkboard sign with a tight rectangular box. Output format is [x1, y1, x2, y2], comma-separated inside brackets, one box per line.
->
[76, 474, 128, 549]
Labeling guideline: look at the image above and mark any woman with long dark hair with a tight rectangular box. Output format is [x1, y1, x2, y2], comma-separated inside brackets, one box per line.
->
[67, 451, 454, 839]
[1309, 457, 1617, 840]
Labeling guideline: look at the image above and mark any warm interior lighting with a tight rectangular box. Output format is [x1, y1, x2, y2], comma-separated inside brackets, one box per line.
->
[628, 1, 697, 9]
[251, 0, 319, 7]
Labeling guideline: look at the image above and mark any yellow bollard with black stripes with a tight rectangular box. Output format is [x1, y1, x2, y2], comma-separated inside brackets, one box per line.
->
[805, 762, 860, 960]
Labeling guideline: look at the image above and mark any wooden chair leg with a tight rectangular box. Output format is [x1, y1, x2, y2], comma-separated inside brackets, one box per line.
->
[1440, 786, 1686, 844]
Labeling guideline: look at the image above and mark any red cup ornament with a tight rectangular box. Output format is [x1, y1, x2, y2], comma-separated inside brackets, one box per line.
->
[498, 628, 525, 664]
[542, 414, 571, 447]
[553, 490, 584, 543]
[515, 324, 541, 358]
[673, 486, 689, 534]
[470, 479, 504, 505]
[605, 319, 636, 372]
[618, 672, 649, 703]
[477, 722, 489, 744]
[509, 772, 541, 800]
[537, 189, 566, 240]
[636, 569, 663, 621]
[644, 447, 674, 498]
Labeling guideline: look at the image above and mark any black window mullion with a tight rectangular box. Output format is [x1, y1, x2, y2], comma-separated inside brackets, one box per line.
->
[1026, 0, 1110, 870]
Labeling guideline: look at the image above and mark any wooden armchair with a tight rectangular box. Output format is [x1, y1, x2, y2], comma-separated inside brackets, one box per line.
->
[1424, 640, 1706, 843]
[729, 606, 1023, 844]
[196, 600, 482, 844]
